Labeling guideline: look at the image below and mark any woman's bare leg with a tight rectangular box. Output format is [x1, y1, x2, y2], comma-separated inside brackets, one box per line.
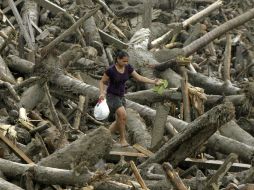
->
[112, 106, 128, 146]
[109, 121, 117, 133]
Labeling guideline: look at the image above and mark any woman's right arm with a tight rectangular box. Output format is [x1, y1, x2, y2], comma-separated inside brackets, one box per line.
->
[99, 73, 109, 100]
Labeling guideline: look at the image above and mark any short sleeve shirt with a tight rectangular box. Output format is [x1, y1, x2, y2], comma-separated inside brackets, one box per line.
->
[105, 64, 134, 97]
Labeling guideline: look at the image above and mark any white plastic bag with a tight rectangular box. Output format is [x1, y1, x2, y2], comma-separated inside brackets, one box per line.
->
[94, 99, 110, 120]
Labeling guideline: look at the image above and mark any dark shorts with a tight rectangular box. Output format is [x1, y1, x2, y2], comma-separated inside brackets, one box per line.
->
[106, 93, 126, 122]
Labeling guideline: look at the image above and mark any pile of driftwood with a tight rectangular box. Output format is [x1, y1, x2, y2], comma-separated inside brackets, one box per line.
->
[0, 0, 254, 189]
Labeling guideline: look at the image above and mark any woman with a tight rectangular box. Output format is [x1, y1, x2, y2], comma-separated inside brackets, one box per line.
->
[99, 50, 162, 147]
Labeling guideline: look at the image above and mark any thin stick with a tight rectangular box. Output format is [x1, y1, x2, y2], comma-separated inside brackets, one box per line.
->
[130, 161, 149, 190]
[43, 83, 63, 134]
[163, 162, 188, 190]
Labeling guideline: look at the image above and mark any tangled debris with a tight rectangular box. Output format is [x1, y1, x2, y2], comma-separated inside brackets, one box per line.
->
[0, 0, 254, 189]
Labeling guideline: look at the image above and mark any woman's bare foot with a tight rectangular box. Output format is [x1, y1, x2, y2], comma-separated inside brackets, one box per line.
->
[120, 140, 130, 147]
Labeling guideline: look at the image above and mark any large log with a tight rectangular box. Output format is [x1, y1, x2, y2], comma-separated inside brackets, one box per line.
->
[207, 134, 254, 163]
[38, 126, 113, 169]
[139, 102, 235, 169]
[0, 158, 94, 186]
[237, 118, 254, 137]
[125, 89, 181, 105]
[0, 177, 24, 190]
[126, 108, 151, 148]
[158, 66, 240, 95]
[219, 120, 254, 147]
[0, 55, 16, 84]
[187, 71, 240, 95]
[19, 84, 45, 110]
[127, 47, 160, 89]
[157, 68, 182, 88]
[6, 55, 35, 74]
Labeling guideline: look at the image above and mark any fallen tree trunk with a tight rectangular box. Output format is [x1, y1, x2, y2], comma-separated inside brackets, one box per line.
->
[0, 158, 94, 186]
[207, 134, 254, 163]
[38, 126, 113, 169]
[6, 55, 35, 74]
[205, 94, 245, 107]
[126, 89, 181, 106]
[126, 108, 151, 148]
[0, 55, 16, 84]
[219, 120, 254, 147]
[237, 118, 254, 137]
[19, 84, 45, 110]
[187, 71, 240, 95]
[139, 102, 235, 169]
[158, 66, 240, 95]
[0, 177, 24, 190]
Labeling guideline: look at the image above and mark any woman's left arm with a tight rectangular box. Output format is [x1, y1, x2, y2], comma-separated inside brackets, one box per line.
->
[131, 71, 161, 85]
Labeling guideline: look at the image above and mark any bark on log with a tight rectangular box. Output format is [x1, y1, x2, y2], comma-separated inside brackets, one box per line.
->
[126, 89, 181, 105]
[0, 26, 14, 51]
[0, 55, 16, 84]
[145, 177, 207, 190]
[205, 94, 245, 107]
[139, 102, 235, 169]
[181, 67, 191, 122]
[38, 126, 113, 169]
[6, 55, 35, 74]
[223, 33, 232, 82]
[126, 108, 151, 148]
[157, 63, 240, 96]
[157, 68, 182, 88]
[207, 134, 254, 163]
[19, 84, 45, 110]
[219, 120, 254, 147]
[0, 158, 94, 186]
[93, 180, 133, 190]
[128, 47, 160, 89]
[237, 118, 254, 137]
[142, 0, 152, 28]
[0, 177, 24, 190]
[187, 71, 240, 95]
[151, 104, 168, 150]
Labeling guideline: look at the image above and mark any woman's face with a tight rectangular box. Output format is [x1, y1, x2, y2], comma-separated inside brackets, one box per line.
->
[117, 56, 129, 67]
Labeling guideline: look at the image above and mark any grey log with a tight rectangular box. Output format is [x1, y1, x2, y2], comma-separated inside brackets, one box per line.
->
[38, 126, 113, 169]
[0, 159, 94, 186]
[139, 102, 235, 169]
[0, 177, 24, 190]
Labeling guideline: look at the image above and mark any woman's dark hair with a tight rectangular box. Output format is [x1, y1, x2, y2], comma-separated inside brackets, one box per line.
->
[114, 49, 129, 63]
